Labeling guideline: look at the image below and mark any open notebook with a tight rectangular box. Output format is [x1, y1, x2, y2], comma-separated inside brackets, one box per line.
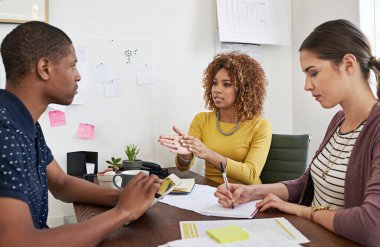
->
[154, 174, 182, 202]
[171, 178, 195, 194]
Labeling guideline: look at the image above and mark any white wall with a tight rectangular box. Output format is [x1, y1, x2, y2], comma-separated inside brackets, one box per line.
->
[0, 0, 293, 222]
[291, 0, 360, 160]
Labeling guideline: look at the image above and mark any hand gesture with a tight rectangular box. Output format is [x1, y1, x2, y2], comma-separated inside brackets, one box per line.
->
[214, 183, 253, 208]
[158, 126, 191, 155]
[115, 173, 161, 221]
[180, 135, 210, 159]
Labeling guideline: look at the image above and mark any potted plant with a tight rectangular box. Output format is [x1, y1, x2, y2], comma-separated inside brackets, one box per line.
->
[106, 157, 123, 173]
[122, 144, 143, 170]
[97, 156, 123, 189]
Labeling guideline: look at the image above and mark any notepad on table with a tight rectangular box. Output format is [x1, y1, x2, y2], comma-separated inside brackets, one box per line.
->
[207, 225, 249, 243]
[171, 178, 195, 194]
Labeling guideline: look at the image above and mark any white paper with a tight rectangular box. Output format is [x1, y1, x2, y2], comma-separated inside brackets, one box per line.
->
[160, 230, 301, 247]
[216, 0, 290, 45]
[179, 218, 309, 244]
[159, 184, 258, 218]
[92, 63, 112, 83]
[85, 163, 95, 174]
[74, 45, 89, 84]
[104, 78, 124, 97]
[136, 64, 154, 86]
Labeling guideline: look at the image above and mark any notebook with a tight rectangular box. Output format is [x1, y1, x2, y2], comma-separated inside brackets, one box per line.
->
[155, 173, 182, 200]
[171, 178, 195, 194]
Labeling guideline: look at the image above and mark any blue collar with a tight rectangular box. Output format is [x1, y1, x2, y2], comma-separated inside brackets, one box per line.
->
[0, 89, 36, 139]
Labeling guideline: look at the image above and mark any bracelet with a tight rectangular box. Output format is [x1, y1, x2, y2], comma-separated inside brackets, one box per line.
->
[310, 205, 330, 223]
[178, 154, 193, 163]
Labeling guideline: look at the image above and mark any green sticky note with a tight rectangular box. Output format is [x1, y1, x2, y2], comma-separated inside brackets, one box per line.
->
[206, 225, 249, 243]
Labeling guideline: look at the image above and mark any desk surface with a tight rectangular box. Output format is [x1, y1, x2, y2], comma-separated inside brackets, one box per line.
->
[74, 168, 361, 247]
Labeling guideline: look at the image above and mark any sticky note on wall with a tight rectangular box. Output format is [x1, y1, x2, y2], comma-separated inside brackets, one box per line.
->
[48, 110, 66, 127]
[77, 123, 95, 139]
[206, 225, 249, 243]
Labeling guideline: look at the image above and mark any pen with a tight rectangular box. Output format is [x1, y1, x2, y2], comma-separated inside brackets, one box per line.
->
[220, 162, 234, 209]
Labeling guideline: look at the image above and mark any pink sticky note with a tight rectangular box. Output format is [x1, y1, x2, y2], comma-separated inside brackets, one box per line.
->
[77, 123, 95, 139]
[48, 110, 66, 127]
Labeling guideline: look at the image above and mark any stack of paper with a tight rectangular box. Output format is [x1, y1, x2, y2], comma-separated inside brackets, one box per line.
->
[159, 229, 303, 247]
[159, 184, 258, 218]
[179, 218, 309, 244]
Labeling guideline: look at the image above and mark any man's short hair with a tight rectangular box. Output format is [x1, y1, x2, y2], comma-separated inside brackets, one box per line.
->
[0, 21, 72, 83]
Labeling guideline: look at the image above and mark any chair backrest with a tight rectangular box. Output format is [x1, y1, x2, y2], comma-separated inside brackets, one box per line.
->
[260, 134, 310, 184]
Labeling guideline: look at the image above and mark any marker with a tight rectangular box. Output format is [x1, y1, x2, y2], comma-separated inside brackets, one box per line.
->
[220, 162, 234, 209]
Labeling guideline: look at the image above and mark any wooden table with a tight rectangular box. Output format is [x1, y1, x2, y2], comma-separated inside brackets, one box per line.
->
[74, 168, 361, 247]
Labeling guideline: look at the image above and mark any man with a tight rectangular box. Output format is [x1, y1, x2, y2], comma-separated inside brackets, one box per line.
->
[0, 21, 160, 246]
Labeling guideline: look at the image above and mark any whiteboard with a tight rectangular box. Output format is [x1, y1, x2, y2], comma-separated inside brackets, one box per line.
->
[216, 0, 291, 45]
[42, 37, 156, 169]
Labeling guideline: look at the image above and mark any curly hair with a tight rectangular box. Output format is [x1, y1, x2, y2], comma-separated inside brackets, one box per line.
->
[1, 21, 72, 84]
[203, 52, 267, 121]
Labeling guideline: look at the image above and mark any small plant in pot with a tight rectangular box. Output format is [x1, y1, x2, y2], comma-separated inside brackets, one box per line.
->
[97, 157, 123, 189]
[105, 157, 124, 173]
[123, 144, 143, 170]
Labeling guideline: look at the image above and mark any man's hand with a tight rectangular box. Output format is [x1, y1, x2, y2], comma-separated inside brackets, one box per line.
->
[114, 173, 161, 222]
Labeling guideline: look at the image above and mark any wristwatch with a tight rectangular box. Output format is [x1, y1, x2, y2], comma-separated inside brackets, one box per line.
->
[310, 205, 330, 223]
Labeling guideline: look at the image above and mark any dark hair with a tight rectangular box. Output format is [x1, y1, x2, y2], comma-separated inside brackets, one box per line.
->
[0, 21, 72, 84]
[203, 52, 267, 121]
[299, 19, 380, 98]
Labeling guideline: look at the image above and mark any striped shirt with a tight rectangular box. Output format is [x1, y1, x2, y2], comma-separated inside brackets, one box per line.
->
[310, 122, 365, 210]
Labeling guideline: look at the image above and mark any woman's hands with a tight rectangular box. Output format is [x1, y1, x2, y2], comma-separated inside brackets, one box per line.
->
[256, 193, 309, 217]
[215, 183, 256, 208]
[158, 126, 211, 159]
[158, 126, 191, 155]
[215, 183, 302, 216]
[180, 135, 211, 159]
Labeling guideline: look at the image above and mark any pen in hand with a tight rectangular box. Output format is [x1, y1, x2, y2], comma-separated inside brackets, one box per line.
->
[220, 162, 234, 209]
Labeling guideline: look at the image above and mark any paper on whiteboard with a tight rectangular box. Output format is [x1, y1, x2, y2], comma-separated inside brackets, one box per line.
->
[92, 63, 112, 83]
[104, 78, 124, 97]
[136, 64, 154, 86]
[217, 0, 290, 45]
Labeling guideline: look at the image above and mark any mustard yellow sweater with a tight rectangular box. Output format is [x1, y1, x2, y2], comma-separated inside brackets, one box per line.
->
[176, 112, 272, 185]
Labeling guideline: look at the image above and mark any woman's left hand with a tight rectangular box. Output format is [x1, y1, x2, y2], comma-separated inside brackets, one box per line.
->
[180, 136, 210, 159]
[257, 193, 309, 218]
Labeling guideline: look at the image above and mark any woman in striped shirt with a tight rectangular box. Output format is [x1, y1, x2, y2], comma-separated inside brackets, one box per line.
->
[215, 19, 380, 246]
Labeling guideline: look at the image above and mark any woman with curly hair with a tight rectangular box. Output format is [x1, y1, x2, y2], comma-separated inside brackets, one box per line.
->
[159, 52, 272, 185]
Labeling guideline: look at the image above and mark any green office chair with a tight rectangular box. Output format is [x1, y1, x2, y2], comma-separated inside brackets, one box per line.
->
[260, 134, 310, 184]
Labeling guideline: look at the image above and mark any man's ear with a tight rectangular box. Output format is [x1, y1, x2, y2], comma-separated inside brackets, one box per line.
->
[36, 57, 51, 80]
[341, 54, 357, 75]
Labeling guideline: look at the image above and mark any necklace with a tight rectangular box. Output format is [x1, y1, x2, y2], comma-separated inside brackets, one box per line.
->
[322, 102, 377, 179]
[216, 111, 240, 136]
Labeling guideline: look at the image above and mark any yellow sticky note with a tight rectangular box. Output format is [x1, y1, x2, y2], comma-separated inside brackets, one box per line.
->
[206, 225, 249, 243]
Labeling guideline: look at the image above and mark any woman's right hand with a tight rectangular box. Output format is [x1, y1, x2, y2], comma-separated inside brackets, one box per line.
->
[214, 183, 255, 208]
[158, 126, 191, 155]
